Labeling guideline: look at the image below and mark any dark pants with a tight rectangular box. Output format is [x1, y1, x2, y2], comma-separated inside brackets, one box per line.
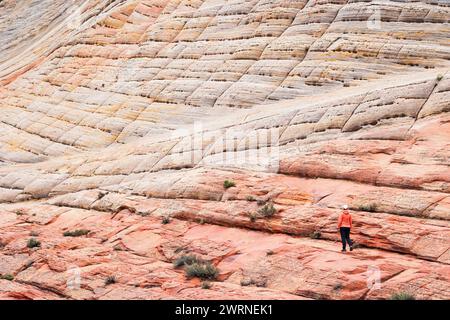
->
[340, 227, 352, 250]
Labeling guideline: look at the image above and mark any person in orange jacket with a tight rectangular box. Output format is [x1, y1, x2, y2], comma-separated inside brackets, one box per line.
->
[338, 205, 353, 252]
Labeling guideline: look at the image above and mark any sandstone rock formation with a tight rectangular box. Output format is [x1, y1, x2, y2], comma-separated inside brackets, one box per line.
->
[0, 0, 449, 300]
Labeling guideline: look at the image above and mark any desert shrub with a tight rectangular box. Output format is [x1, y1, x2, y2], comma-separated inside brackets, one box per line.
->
[246, 196, 256, 202]
[27, 238, 41, 249]
[310, 231, 321, 239]
[390, 291, 416, 300]
[0, 274, 14, 281]
[239, 278, 266, 287]
[162, 216, 171, 225]
[174, 254, 202, 268]
[249, 212, 258, 223]
[63, 229, 90, 237]
[333, 283, 343, 291]
[256, 199, 267, 206]
[185, 262, 218, 280]
[223, 180, 236, 189]
[105, 276, 116, 285]
[30, 231, 39, 237]
[358, 203, 377, 212]
[201, 281, 212, 290]
[258, 203, 277, 218]
[436, 74, 443, 82]
[15, 209, 26, 216]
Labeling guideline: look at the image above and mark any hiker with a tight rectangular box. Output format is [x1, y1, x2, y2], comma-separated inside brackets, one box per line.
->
[338, 205, 353, 252]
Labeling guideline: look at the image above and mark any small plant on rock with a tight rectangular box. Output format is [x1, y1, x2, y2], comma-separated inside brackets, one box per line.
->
[310, 231, 321, 239]
[249, 212, 258, 223]
[258, 203, 277, 218]
[333, 283, 343, 291]
[15, 209, 26, 216]
[30, 231, 39, 237]
[390, 291, 416, 300]
[256, 199, 267, 206]
[27, 238, 41, 249]
[246, 196, 256, 202]
[201, 281, 212, 290]
[63, 229, 90, 237]
[162, 216, 171, 225]
[436, 74, 443, 82]
[0, 274, 14, 281]
[223, 180, 236, 189]
[105, 276, 116, 286]
[185, 262, 219, 280]
[174, 254, 202, 268]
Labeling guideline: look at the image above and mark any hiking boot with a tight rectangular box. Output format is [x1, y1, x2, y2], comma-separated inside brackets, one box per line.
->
[341, 249, 346, 252]
[350, 246, 353, 251]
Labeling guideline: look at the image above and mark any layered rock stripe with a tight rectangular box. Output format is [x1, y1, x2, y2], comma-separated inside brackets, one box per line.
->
[0, 0, 449, 300]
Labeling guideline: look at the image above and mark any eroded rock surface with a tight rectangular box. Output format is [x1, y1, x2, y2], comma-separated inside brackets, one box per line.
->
[0, 0, 449, 300]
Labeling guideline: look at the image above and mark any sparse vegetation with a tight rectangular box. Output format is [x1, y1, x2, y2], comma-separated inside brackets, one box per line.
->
[63, 229, 90, 237]
[27, 238, 41, 249]
[310, 231, 321, 239]
[246, 196, 256, 202]
[436, 74, 443, 82]
[201, 281, 212, 290]
[333, 283, 343, 291]
[174, 254, 202, 268]
[105, 276, 116, 285]
[162, 216, 171, 225]
[258, 203, 277, 218]
[256, 199, 267, 206]
[223, 180, 236, 189]
[390, 291, 416, 300]
[185, 262, 219, 280]
[174, 255, 219, 280]
[249, 212, 258, 223]
[240, 278, 267, 287]
[30, 231, 39, 237]
[15, 209, 26, 216]
[358, 203, 377, 212]
[0, 274, 14, 281]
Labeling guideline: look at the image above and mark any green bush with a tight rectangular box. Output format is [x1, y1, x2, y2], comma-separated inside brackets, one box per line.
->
[333, 283, 343, 291]
[258, 203, 277, 218]
[105, 276, 116, 285]
[185, 262, 218, 280]
[27, 238, 41, 249]
[0, 274, 14, 281]
[174, 254, 202, 268]
[310, 231, 321, 239]
[15, 209, 26, 216]
[390, 292, 416, 300]
[223, 180, 236, 189]
[63, 229, 90, 237]
[162, 217, 171, 225]
[201, 281, 212, 290]
[436, 74, 443, 82]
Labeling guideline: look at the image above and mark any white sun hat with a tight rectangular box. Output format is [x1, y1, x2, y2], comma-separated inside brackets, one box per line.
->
[342, 205, 349, 210]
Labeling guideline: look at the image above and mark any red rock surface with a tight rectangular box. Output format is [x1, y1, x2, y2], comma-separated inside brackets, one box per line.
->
[0, 0, 449, 300]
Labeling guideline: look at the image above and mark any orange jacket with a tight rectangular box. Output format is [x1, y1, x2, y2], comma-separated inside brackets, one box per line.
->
[338, 211, 352, 228]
